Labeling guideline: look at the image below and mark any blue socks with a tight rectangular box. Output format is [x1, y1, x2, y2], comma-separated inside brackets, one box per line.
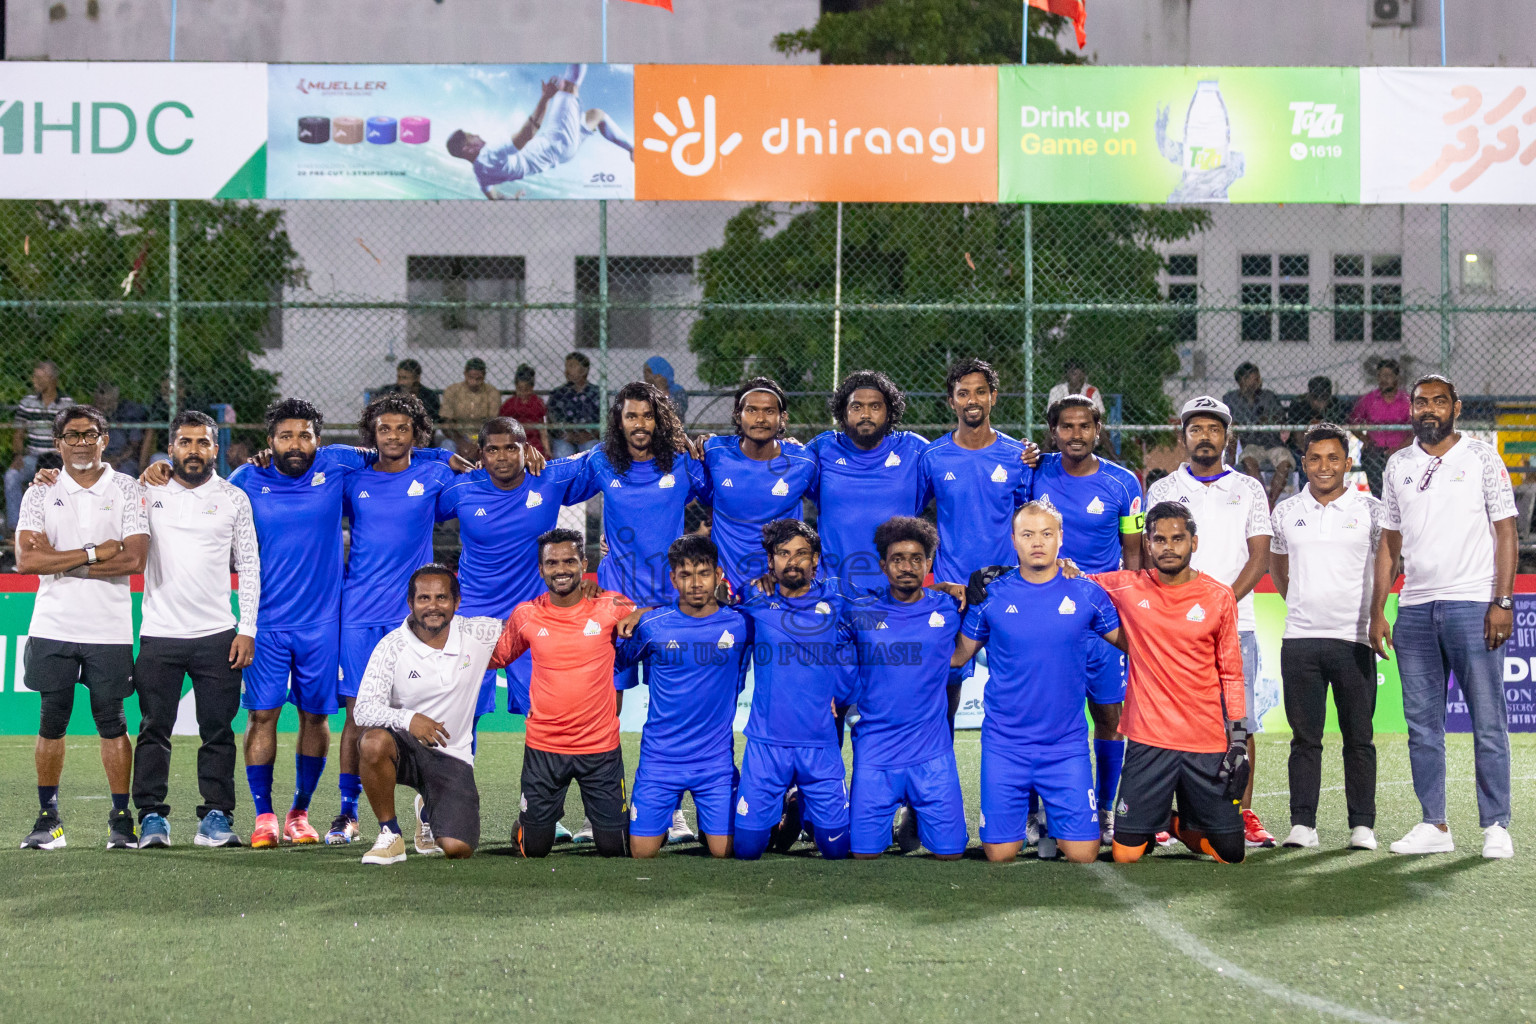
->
[379, 818, 401, 835]
[247, 764, 275, 817]
[292, 754, 326, 812]
[110, 793, 129, 812]
[1095, 738, 1126, 815]
[338, 772, 362, 820]
[38, 785, 58, 812]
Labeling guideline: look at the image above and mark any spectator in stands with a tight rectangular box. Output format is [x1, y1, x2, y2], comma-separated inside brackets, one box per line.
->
[6, 360, 74, 532]
[1285, 375, 1353, 468]
[1143, 467, 1168, 490]
[93, 382, 148, 479]
[440, 357, 501, 461]
[138, 378, 193, 472]
[644, 356, 690, 425]
[498, 364, 550, 456]
[378, 359, 442, 423]
[1045, 359, 1105, 418]
[546, 352, 602, 458]
[1223, 362, 1292, 508]
[225, 438, 256, 472]
[1350, 358, 1411, 498]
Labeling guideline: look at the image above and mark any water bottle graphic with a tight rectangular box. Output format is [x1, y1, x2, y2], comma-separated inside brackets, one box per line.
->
[1156, 79, 1246, 203]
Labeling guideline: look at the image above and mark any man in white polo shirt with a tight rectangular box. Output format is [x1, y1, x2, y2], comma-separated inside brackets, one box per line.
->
[132, 410, 261, 850]
[1148, 395, 1276, 847]
[353, 564, 499, 864]
[1270, 423, 1385, 852]
[1371, 374, 1518, 860]
[14, 404, 148, 851]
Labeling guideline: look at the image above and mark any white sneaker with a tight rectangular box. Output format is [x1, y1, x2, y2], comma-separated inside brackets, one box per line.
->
[1390, 822, 1455, 855]
[1348, 826, 1378, 850]
[361, 829, 406, 865]
[572, 820, 594, 844]
[1482, 824, 1514, 860]
[1024, 811, 1043, 848]
[413, 794, 442, 857]
[1281, 824, 1319, 849]
[1037, 833, 1058, 860]
[666, 809, 697, 845]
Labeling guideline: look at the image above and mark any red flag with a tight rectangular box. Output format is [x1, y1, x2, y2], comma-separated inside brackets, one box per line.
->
[1029, 0, 1086, 49]
[618, 0, 672, 9]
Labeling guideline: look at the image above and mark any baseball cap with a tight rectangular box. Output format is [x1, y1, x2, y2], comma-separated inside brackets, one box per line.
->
[1179, 395, 1232, 427]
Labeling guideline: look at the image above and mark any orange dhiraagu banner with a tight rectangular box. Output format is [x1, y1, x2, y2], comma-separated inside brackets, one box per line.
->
[634, 65, 997, 202]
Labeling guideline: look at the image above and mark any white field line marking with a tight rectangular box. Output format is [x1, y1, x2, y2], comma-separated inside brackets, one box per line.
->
[1254, 774, 1536, 800]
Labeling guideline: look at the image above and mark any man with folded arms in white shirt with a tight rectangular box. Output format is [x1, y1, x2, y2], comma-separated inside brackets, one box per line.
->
[1371, 374, 1518, 860]
[1269, 423, 1385, 852]
[132, 410, 261, 849]
[353, 564, 500, 864]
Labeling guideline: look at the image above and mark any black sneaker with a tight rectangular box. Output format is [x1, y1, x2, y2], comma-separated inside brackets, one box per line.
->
[107, 808, 137, 850]
[20, 810, 66, 850]
[768, 787, 802, 855]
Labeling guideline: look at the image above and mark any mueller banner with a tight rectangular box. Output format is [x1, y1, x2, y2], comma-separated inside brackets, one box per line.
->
[265, 63, 636, 199]
[0, 61, 267, 199]
[1361, 67, 1536, 204]
[633, 64, 997, 202]
[998, 66, 1361, 204]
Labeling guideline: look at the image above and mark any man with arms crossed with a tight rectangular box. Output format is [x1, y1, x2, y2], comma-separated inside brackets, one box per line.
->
[1270, 423, 1384, 851]
[491, 529, 639, 858]
[16, 405, 148, 850]
[1372, 375, 1518, 859]
[955, 502, 1122, 864]
[618, 535, 751, 858]
[354, 565, 499, 864]
[1148, 396, 1275, 848]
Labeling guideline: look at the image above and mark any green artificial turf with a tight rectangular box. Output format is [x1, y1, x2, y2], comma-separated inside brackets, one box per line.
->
[0, 732, 1531, 1023]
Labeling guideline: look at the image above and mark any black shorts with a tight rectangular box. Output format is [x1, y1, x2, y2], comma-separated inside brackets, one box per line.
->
[384, 728, 481, 851]
[1115, 740, 1242, 837]
[25, 638, 134, 698]
[519, 746, 627, 832]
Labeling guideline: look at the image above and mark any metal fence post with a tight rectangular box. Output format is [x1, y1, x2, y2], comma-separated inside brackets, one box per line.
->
[168, 199, 180, 420]
[1023, 202, 1034, 440]
[832, 202, 844, 388]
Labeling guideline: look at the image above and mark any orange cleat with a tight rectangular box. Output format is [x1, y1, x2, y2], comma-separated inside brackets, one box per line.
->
[284, 809, 320, 845]
[250, 812, 281, 849]
[1242, 808, 1276, 848]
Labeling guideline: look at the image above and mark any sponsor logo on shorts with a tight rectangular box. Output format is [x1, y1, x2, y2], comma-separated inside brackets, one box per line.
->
[1117, 799, 1128, 815]
[737, 796, 749, 816]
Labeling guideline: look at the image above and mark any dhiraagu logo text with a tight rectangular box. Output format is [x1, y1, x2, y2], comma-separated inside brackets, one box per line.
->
[642, 95, 742, 177]
[0, 100, 195, 156]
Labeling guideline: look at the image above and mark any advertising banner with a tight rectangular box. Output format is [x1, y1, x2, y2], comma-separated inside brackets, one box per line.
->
[265, 63, 635, 199]
[634, 64, 997, 202]
[1361, 67, 1536, 204]
[0, 61, 267, 199]
[998, 66, 1360, 204]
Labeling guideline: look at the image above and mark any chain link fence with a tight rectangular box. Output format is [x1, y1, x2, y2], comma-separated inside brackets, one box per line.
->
[4, 196, 1536, 548]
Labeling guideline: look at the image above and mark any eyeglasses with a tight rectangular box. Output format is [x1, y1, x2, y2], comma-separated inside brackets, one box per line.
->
[60, 430, 102, 445]
[1418, 456, 1443, 492]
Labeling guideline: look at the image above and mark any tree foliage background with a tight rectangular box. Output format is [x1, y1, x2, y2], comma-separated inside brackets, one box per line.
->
[688, 0, 1210, 435]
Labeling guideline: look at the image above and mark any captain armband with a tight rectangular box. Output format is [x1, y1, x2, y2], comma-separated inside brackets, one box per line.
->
[1119, 513, 1146, 535]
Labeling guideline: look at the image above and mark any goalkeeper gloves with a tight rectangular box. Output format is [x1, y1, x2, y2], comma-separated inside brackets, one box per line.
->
[1218, 721, 1250, 802]
[965, 564, 1009, 606]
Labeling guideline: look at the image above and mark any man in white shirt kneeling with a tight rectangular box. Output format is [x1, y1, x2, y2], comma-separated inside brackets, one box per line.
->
[353, 564, 501, 864]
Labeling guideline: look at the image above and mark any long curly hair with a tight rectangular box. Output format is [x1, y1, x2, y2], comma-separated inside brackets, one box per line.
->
[603, 380, 683, 476]
[829, 369, 906, 436]
[359, 391, 433, 447]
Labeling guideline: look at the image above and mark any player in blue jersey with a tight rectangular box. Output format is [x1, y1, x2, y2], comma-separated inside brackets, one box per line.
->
[698, 378, 818, 592]
[951, 501, 1125, 864]
[845, 517, 967, 860]
[1030, 395, 1145, 844]
[325, 393, 459, 845]
[225, 399, 458, 848]
[618, 534, 750, 858]
[733, 519, 855, 861]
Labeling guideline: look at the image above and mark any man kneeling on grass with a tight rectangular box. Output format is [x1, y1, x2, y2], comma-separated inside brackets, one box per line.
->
[353, 564, 501, 864]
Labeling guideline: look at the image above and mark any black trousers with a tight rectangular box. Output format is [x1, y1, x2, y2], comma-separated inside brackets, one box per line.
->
[1280, 638, 1377, 829]
[132, 631, 244, 820]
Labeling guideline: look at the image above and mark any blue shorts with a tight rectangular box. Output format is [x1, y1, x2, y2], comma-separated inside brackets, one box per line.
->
[630, 758, 737, 838]
[244, 621, 341, 716]
[339, 623, 390, 700]
[735, 740, 849, 834]
[979, 743, 1098, 844]
[475, 652, 534, 718]
[850, 750, 967, 856]
[1086, 635, 1127, 705]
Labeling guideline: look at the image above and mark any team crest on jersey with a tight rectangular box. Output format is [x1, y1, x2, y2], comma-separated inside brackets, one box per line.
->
[461, 655, 471, 669]
[98, 499, 114, 512]
[525, 491, 543, 508]
[771, 478, 789, 497]
[814, 601, 831, 615]
[1086, 496, 1105, 515]
[474, 508, 487, 516]
[1227, 492, 1242, 504]
[718, 630, 735, 649]
[990, 465, 1008, 483]
[311, 472, 326, 486]
[1058, 596, 1076, 614]
[1452, 469, 1466, 483]
[1344, 517, 1360, 529]
[1130, 496, 1142, 514]
[885, 452, 901, 468]
[658, 474, 675, 489]
[202, 504, 219, 515]
[944, 472, 957, 481]
[1187, 603, 1206, 623]
[407, 480, 425, 497]
[582, 619, 602, 636]
[536, 627, 550, 637]
[928, 611, 946, 628]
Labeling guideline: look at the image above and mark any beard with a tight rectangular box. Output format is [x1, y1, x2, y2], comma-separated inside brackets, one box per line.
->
[1412, 415, 1454, 445]
[175, 457, 214, 485]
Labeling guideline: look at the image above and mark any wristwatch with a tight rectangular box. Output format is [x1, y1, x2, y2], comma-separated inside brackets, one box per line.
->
[1494, 596, 1514, 610]
[83, 543, 98, 565]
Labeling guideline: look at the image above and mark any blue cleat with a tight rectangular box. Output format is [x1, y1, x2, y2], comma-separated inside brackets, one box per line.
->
[137, 813, 171, 848]
[554, 820, 575, 844]
[194, 810, 243, 848]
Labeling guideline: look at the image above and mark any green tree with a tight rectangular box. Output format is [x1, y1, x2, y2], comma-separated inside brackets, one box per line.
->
[688, 0, 1208, 438]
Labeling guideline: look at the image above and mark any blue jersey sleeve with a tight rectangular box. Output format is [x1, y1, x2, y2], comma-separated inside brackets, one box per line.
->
[682, 451, 712, 505]
[1086, 582, 1120, 637]
[961, 602, 989, 643]
[1013, 461, 1035, 508]
[915, 448, 935, 509]
[614, 614, 652, 671]
[734, 616, 754, 693]
[434, 480, 458, 523]
[565, 449, 604, 504]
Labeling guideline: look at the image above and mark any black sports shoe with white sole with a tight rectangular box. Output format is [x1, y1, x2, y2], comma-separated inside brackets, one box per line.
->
[20, 810, 66, 850]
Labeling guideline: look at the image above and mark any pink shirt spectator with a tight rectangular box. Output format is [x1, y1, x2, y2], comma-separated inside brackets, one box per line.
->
[1350, 389, 1412, 450]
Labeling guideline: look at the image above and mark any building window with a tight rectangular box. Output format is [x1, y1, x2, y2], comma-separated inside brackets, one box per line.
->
[1332, 253, 1402, 343]
[405, 256, 525, 349]
[1165, 253, 1198, 343]
[1240, 253, 1310, 343]
[575, 256, 695, 350]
